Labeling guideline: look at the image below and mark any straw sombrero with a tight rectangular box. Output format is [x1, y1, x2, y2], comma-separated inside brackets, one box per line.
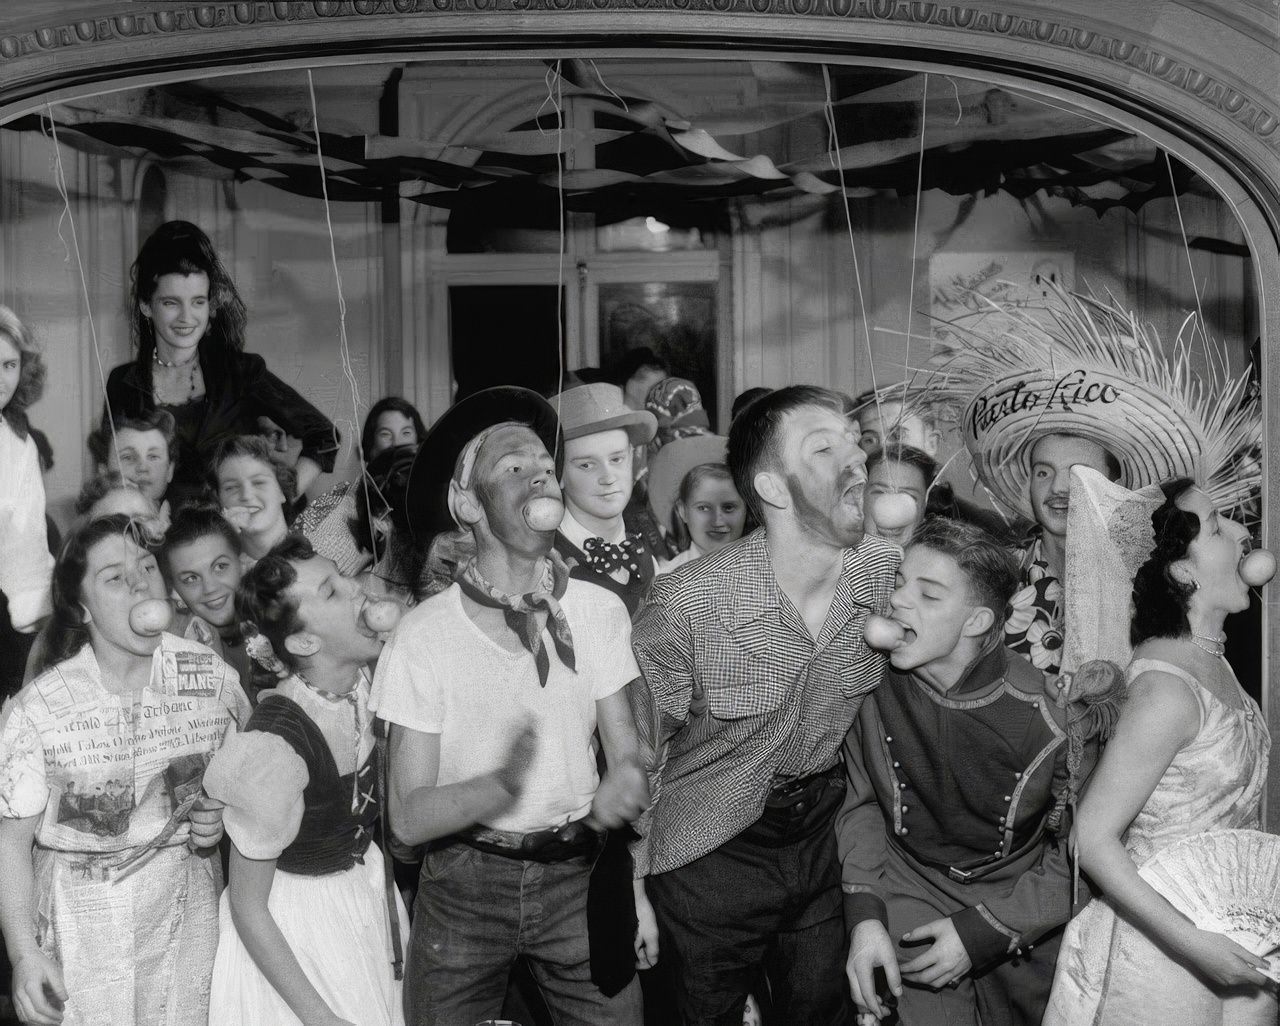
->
[925, 287, 1260, 522]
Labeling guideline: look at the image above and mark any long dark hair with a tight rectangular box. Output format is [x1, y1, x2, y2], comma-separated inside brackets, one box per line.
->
[1131, 478, 1199, 647]
[40, 515, 151, 672]
[350, 444, 425, 592]
[360, 397, 427, 461]
[130, 221, 247, 368]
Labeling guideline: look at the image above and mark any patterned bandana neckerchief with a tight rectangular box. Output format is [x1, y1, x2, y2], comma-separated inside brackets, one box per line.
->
[583, 532, 647, 575]
[456, 551, 576, 687]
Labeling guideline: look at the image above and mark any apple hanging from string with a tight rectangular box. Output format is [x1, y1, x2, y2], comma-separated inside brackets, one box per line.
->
[870, 492, 918, 531]
[1240, 548, 1276, 588]
[524, 495, 565, 532]
[863, 614, 907, 651]
[129, 598, 173, 637]
[359, 598, 404, 637]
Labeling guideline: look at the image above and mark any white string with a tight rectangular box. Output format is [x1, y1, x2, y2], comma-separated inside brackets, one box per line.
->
[1163, 150, 1211, 360]
[945, 76, 963, 126]
[822, 64, 880, 431]
[306, 71, 378, 557]
[589, 59, 629, 113]
[550, 60, 567, 460]
[46, 106, 122, 472]
[902, 73, 929, 417]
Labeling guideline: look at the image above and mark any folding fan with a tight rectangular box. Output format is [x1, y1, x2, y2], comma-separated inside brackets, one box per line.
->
[1138, 829, 1280, 983]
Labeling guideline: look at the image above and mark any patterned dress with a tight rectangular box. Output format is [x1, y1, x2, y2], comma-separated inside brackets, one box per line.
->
[1044, 657, 1275, 1026]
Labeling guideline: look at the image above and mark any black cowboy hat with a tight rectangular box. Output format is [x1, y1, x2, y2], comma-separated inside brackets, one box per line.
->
[405, 386, 562, 545]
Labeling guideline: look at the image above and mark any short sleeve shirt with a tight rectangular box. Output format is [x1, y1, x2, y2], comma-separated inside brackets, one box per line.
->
[371, 578, 637, 832]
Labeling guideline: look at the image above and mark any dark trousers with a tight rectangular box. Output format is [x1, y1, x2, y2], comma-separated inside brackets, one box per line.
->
[647, 772, 854, 1026]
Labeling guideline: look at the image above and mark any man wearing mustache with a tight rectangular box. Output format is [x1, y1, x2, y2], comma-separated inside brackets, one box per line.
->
[630, 385, 901, 1025]
[371, 387, 650, 1026]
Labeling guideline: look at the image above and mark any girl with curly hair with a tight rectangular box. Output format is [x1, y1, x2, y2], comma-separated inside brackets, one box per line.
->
[0, 305, 54, 697]
[1046, 479, 1275, 1025]
[105, 221, 339, 505]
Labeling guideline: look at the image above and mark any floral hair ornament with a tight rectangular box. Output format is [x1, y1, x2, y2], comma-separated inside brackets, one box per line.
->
[241, 622, 289, 679]
[916, 284, 1261, 525]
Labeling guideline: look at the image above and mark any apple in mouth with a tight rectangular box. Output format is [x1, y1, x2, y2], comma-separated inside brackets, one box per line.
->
[870, 492, 918, 530]
[129, 598, 173, 636]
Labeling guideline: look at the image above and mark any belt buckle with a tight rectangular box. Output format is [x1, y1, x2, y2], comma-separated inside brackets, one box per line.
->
[948, 865, 974, 884]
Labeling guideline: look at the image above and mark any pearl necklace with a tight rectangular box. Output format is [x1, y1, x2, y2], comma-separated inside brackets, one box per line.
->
[152, 348, 202, 403]
[1189, 632, 1226, 657]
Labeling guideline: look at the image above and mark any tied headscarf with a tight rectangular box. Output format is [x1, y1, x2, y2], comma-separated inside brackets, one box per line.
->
[644, 377, 709, 457]
[456, 551, 576, 687]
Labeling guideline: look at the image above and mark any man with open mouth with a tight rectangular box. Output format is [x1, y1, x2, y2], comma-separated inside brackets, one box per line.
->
[630, 385, 899, 1025]
[839, 517, 1083, 1026]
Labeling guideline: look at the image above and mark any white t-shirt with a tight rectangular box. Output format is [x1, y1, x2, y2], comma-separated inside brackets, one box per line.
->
[370, 578, 638, 832]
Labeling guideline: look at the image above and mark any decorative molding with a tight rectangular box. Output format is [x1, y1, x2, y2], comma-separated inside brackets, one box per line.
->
[0, 3, 1277, 153]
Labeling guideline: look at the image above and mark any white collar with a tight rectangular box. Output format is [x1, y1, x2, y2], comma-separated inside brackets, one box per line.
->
[559, 507, 627, 549]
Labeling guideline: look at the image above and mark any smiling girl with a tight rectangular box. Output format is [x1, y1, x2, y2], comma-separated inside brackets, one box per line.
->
[163, 506, 253, 688]
[209, 436, 296, 565]
[105, 221, 338, 505]
[658, 463, 747, 573]
[0, 306, 54, 698]
[0, 515, 249, 1026]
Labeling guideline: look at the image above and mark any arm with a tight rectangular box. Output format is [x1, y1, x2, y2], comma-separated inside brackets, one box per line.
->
[386, 724, 532, 848]
[589, 686, 651, 830]
[245, 357, 340, 476]
[226, 846, 351, 1026]
[1074, 669, 1271, 988]
[0, 816, 66, 1026]
[293, 457, 322, 497]
[837, 702, 902, 1019]
[627, 586, 696, 878]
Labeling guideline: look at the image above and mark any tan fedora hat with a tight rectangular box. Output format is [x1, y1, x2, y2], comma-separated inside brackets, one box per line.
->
[550, 383, 658, 446]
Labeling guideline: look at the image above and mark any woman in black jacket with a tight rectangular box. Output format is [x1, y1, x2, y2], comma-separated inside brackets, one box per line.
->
[105, 221, 338, 506]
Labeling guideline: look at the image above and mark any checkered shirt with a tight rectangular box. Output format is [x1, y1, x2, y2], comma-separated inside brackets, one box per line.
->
[630, 528, 900, 876]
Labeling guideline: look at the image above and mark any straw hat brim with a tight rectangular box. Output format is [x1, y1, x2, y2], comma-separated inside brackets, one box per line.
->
[647, 434, 730, 531]
[406, 387, 562, 545]
[965, 369, 1201, 521]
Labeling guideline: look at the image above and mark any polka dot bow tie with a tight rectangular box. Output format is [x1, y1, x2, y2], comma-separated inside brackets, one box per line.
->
[583, 533, 646, 575]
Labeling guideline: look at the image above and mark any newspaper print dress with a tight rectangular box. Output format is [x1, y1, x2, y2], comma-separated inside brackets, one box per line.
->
[0, 634, 250, 1026]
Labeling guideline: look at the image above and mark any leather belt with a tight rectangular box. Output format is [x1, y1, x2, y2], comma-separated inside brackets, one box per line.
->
[458, 819, 604, 863]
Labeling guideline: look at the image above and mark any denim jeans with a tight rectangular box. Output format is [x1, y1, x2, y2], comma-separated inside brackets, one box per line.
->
[646, 772, 854, 1026]
[404, 843, 644, 1026]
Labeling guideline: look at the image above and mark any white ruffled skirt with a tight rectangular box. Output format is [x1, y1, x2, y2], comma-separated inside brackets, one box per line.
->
[208, 843, 407, 1026]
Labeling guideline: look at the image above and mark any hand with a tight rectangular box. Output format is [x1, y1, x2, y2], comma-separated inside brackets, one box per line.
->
[846, 920, 902, 1019]
[188, 795, 226, 850]
[633, 880, 660, 969]
[11, 950, 67, 1026]
[494, 726, 537, 801]
[1182, 928, 1273, 989]
[898, 917, 973, 989]
[589, 762, 650, 830]
[221, 506, 255, 532]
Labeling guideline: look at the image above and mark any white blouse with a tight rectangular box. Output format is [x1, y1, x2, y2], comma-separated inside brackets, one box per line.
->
[0, 417, 53, 633]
